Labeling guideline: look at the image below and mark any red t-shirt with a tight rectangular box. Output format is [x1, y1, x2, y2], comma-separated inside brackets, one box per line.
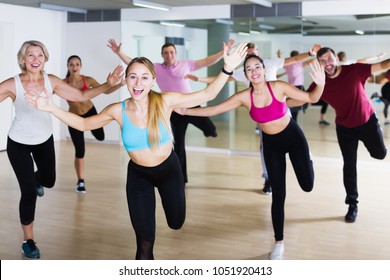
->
[308, 63, 373, 128]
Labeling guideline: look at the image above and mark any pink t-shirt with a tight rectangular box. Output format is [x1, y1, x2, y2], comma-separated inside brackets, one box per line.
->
[154, 60, 196, 94]
[283, 61, 304, 86]
[308, 63, 373, 128]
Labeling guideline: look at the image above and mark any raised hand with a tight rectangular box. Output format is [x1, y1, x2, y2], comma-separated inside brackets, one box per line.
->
[106, 65, 124, 86]
[223, 42, 248, 72]
[311, 44, 323, 55]
[309, 59, 325, 86]
[107, 38, 121, 54]
[225, 38, 236, 53]
[25, 88, 54, 112]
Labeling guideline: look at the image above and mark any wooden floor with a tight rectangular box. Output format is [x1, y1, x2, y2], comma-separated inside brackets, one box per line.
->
[1, 106, 390, 260]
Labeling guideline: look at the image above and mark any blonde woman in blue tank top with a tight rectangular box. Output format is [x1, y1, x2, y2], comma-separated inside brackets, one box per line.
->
[26, 43, 248, 259]
[177, 54, 325, 260]
[0, 40, 123, 259]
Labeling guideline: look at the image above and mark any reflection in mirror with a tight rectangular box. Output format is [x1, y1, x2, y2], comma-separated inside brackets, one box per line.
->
[152, 14, 390, 155]
[186, 16, 304, 153]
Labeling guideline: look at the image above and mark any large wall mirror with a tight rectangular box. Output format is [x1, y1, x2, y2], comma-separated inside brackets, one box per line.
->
[121, 8, 390, 155]
[182, 13, 390, 155]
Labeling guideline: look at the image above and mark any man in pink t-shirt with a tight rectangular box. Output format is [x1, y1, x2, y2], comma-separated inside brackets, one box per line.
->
[306, 47, 390, 223]
[107, 38, 235, 183]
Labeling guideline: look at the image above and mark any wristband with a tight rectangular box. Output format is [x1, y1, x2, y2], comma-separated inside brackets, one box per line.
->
[222, 67, 233, 75]
[308, 49, 316, 57]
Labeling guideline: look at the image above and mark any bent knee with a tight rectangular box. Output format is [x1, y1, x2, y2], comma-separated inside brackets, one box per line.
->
[301, 183, 314, 193]
[371, 150, 387, 160]
[168, 218, 185, 230]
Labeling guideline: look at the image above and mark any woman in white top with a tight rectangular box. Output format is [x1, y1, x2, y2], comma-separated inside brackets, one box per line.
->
[0, 40, 122, 259]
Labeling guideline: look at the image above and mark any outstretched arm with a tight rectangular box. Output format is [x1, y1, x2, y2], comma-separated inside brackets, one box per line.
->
[52, 65, 123, 102]
[107, 38, 132, 65]
[357, 52, 386, 64]
[193, 39, 235, 70]
[283, 59, 325, 103]
[283, 44, 322, 67]
[371, 58, 390, 74]
[25, 88, 117, 131]
[179, 90, 246, 117]
[85, 75, 124, 94]
[167, 42, 248, 109]
[367, 70, 389, 84]
[185, 74, 236, 84]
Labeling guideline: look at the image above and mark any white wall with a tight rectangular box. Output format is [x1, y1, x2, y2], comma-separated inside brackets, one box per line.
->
[0, 22, 14, 151]
[65, 22, 122, 143]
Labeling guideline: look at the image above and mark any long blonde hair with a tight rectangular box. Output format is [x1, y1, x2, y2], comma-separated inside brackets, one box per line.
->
[17, 40, 49, 73]
[126, 57, 173, 148]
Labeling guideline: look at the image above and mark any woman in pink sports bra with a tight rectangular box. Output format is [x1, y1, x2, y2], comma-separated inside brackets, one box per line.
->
[179, 54, 325, 260]
[64, 55, 122, 194]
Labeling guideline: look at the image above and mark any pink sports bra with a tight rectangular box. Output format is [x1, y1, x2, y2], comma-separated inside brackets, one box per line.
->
[249, 82, 288, 123]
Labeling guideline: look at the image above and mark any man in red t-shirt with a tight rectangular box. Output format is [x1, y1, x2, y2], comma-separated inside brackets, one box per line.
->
[307, 47, 390, 223]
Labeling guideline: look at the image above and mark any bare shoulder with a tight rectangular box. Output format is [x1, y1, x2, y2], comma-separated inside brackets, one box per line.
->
[47, 73, 64, 86]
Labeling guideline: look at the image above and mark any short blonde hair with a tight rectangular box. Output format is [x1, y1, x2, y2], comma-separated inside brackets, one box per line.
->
[17, 40, 49, 73]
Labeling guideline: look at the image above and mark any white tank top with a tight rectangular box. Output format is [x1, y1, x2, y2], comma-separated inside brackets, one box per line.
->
[8, 73, 53, 145]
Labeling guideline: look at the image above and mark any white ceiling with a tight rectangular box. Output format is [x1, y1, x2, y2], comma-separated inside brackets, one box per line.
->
[1, 0, 389, 35]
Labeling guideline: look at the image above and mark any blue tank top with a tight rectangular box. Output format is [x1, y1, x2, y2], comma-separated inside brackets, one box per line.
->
[249, 82, 288, 123]
[121, 101, 172, 152]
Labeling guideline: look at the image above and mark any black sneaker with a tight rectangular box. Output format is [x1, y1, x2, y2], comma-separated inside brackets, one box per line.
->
[76, 181, 86, 194]
[319, 120, 330, 126]
[204, 130, 217, 137]
[345, 205, 358, 223]
[262, 180, 272, 195]
[370, 92, 379, 99]
[22, 239, 40, 259]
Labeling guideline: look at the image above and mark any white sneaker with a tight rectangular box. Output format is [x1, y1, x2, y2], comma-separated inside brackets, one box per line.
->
[269, 243, 284, 260]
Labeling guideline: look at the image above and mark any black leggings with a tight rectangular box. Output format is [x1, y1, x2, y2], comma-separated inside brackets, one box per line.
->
[126, 150, 186, 260]
[336, 113, 386, 206]
[68, 106, 104, 158]
[7, 136, 56, 225]
[380, 83, 390, 118]
[171, 109, 216, 183]
[263, 119, 314, 241]
[313, 99, 329, 114]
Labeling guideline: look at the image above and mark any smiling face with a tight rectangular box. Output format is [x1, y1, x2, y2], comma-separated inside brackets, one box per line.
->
[23, 46, 46, 74]
[126, 61, 155, 100]
[17, 41, 49, 73]
[244, 56, 266, 83]
[161, 45, 177, 67]
[318, 50, 339, 77]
